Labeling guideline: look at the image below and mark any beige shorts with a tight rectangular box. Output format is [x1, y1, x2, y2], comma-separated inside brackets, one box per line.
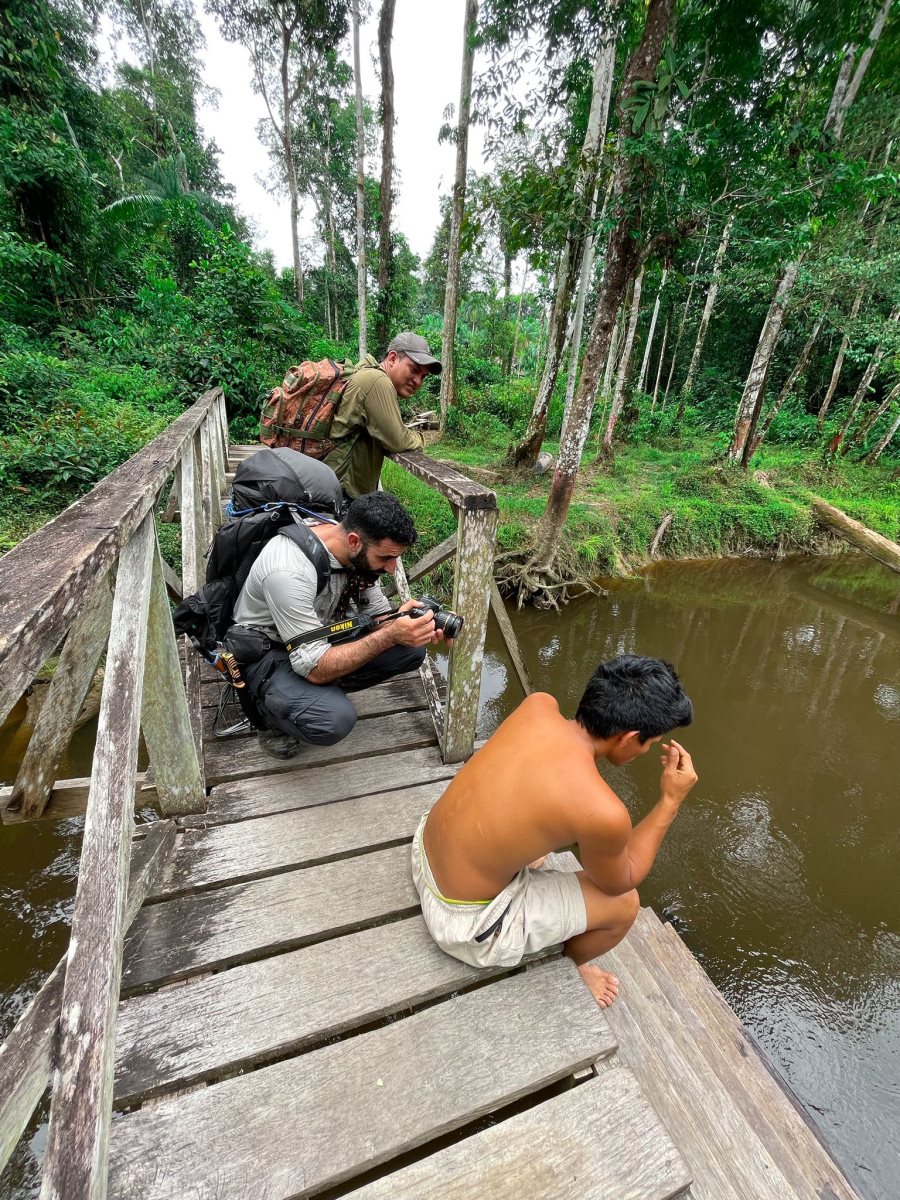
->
[410, 814, 587, 969]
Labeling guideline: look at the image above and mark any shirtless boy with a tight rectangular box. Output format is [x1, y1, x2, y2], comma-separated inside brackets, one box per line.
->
[412, 655, 696, 1007]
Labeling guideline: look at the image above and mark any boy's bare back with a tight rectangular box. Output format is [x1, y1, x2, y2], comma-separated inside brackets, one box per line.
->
[424, 692, 629, 902]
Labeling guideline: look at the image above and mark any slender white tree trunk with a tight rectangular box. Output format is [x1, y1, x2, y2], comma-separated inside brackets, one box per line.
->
[603, 265, 644, 452]
[508, 18, 618, 466]
[866, 407, 900, 463]
[375, 0, 396, 352]
[352, 0, 367, 358]
[651, 314, 669, 411]
[662, 220, 709, 404]
[732, 0, 891, 460]
[439, 0, 478, 434]
[846, 380, 900, 453]
[728, 257, 803, 463]
[637, 267, 668, 393]
[818, 289, 864, 425]
[681, 214, 734, 401]
[562, 181, 608, 429]
[749, 313, 825, 456]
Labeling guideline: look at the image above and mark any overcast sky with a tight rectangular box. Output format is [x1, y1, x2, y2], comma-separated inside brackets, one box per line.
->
[194, 0, 488, 267]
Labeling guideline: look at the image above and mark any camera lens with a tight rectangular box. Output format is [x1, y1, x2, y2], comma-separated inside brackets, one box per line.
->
[434, 609, 464, 639]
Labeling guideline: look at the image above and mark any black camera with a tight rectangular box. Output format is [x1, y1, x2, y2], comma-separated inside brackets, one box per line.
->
[408, 594, 464, 640]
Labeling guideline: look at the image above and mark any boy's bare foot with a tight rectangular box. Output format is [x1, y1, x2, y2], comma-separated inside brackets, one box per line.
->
[577, 963, 619, 1008]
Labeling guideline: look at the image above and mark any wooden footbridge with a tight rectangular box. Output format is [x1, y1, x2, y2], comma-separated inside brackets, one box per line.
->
[0, 389, 865, 1200]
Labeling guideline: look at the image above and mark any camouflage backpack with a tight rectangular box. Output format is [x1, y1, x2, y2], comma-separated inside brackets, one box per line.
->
[259, 358, 358, 459]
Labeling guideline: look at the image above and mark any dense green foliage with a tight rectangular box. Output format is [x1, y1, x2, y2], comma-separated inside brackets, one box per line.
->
[1, 0, 897, 573]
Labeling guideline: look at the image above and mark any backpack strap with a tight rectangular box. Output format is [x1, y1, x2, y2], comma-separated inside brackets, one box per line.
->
[278, 522, 333, 594]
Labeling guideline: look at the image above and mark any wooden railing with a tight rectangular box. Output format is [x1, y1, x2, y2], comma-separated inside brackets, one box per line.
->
[0, 388, 226, 1199]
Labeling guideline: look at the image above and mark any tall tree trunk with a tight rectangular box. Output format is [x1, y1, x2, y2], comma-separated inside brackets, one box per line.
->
[511, 267, 527, 375]
[506, 19, 618, 467]
[352, 0, 367, 358]
[603, 265, 645, 453]
[680, 213, 734, 403]
[563, 180, 608, 428]
[637, 267, 668, 393]
[818, 288, 864, 425]
[651, 313, 669, 411]
[729, 258, 803, 464]
[662, 219, 709, 405]
[531, 0, 677, 574]
[279, 29, 304, 307]
[730, 0, 890, 461]
[829, 308, 899, 453]
[374, 0, 396, 352]
[439, 0, 478, 435]
[846, 380, 900, 454]
[866, 407, 900, 463]
[749, 313, 825, 457]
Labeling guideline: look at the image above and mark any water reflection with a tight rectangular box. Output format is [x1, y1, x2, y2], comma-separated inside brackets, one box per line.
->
[478, 554, 899, 1200]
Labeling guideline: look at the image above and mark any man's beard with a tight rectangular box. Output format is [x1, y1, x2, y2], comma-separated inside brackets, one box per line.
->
[349, 544, 382, 585]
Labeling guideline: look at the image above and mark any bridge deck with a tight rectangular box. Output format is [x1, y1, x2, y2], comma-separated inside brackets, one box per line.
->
[92, 444, 863, 1200]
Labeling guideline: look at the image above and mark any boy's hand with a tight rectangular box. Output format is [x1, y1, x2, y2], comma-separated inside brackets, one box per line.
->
[660, 740, 698, 807]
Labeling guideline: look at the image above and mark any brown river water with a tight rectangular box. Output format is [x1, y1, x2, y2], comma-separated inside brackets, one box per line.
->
[1, 553, 898, 1199]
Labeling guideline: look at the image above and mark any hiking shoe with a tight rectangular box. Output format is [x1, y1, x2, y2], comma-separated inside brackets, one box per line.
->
[257, 729, 301, 759]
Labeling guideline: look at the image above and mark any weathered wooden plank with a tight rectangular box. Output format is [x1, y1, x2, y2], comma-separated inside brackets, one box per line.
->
[39, 514, 156, 1200]
[391, 449, 497, 511]
[0, 775, 156, 825]
[108, 959, 609, 1200]
[351, 1067, 691, 1200]
[141, 533, 206, 816]
[149, 780, 443, 900]
[160, 557, 182, 601]
[114, 915, 573, 1106]
[8, 572, 113, 818]
[490, 578, 534, 697]
[601, 923, 796, 1200]
[0, 388, 221, 727]
[187, 743, 460, 827]
[637, 914, 861, 1200]
[198, 413, 214, 547]
[122, 844, 418, 992]
[0, 821, 176, 1172]
[405, 532, 459, 583]
[443, 504, 498, 763]
[159, 459, 181, 522]
[201, 705, 437, 787]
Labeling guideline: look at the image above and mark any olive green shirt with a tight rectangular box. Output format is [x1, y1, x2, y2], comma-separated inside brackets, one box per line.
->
[324, 355, 425, 497]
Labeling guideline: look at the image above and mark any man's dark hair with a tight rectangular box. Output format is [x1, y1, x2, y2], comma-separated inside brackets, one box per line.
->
[575, 655, 693, 742]
[342, 492, 417, 548]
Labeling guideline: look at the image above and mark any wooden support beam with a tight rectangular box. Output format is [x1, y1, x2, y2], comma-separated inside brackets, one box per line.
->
[489, 580, 533, 697]
[811, 497, 900, 575]
[406, 532, 458, 584]
[7, 573, 113, 819]
[181, 434, 205, 766]
[39, 514, 155, 1200]
[1, 775, 156, 825]
[0, 821, 177, 1175]
[443, 504, 498, 763]
[140, 530, 206, 814]
[161, 558, 183, 601]
[159, 460, 181, 523]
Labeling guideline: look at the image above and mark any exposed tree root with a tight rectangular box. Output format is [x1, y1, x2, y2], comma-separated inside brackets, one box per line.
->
[495, 548, 609, 610]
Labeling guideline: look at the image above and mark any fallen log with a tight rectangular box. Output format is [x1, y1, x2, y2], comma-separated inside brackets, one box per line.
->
[810, 497, 900, 575]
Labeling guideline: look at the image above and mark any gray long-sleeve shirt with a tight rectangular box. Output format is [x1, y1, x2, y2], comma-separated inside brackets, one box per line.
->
[232, 523, 391, 677]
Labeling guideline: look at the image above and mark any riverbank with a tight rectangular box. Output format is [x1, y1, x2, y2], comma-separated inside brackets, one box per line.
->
[382, 432, 899, 585]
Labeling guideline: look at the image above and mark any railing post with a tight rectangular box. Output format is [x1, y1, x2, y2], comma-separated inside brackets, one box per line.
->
[39, 514, 155, 1200]
[141, 528, 206, 810]
[442, 502, 498, 763]
[181, 432, 205, 765]
[199, 420, 214, 546]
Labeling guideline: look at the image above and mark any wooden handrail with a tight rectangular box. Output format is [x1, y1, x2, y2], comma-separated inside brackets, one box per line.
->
[0, 388, 223, 727]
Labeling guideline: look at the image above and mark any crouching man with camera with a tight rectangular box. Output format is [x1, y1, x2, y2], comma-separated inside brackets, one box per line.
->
[230, 491, 453, 759]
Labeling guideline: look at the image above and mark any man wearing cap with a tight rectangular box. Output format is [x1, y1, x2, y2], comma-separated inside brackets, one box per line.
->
[324, 332, 442, 498]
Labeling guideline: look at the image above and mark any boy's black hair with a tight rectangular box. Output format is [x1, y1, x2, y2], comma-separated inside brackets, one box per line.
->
[575, 655, 693, 742]
[342, 491, 418, 548]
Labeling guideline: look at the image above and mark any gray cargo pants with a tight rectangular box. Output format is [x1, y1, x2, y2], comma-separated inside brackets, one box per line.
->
[241, 642, 426, 746]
